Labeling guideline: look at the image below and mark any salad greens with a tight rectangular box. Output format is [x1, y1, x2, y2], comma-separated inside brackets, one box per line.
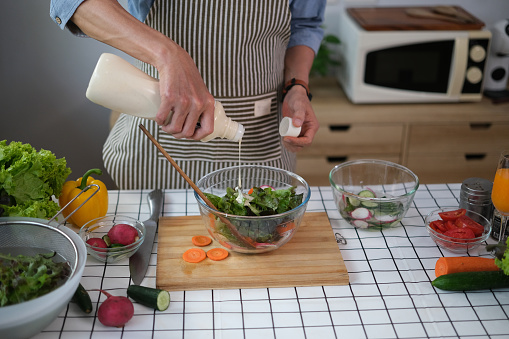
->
[0, 252, 71, 307]
[488, 240, 509, 276]
[205, 186, 303, 217]
[205, 186, 303, 246]
[0, 140, 71, 218]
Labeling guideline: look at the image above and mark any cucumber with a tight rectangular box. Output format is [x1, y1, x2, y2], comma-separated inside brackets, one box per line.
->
[347, 196, 361, 207]
[71, 283, 93, 314]
[358, 189, 376, 198]
[102, 235, 111, 247]
[432, 271, 509, 291]
[358, 189, 378, 208]
[127, 285, 170, 311]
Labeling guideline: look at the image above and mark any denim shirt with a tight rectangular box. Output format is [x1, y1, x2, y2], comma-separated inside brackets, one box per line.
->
[49, 0, 325, 54]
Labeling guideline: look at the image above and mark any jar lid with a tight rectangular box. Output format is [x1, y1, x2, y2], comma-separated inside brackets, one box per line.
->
[460, 177, 493, 198]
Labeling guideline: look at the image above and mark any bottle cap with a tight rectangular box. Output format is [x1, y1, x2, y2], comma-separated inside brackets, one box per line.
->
[232, 124, 245, 142]
[279, 117, 301, 137]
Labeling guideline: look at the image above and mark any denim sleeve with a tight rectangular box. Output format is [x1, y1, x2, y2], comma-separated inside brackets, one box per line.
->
[288, 0, 326, 54]
[49, 0, 87, 35]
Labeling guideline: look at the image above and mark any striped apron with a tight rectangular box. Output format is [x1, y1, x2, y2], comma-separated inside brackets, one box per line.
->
[103, 0, 294, 189]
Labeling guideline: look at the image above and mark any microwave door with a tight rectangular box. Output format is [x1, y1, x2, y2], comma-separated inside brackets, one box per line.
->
[364, 40, 455, 93]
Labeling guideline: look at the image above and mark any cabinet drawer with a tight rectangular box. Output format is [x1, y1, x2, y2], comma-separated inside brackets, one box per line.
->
[408, 122, 509, 154]
[296, 155, 400, 186]
[406, 153, 500, 184]
[299, 124, 404, 156]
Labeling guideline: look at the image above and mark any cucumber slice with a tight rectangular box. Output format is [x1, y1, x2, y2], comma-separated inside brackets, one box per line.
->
[358, 189, 376, 198]
[110, 243, 124, 248]
[127, 285, 171, 311]
[347, 196, 361, 207]
[358, 189, 378, 208]
[102, 235, 111, 247]
[361, 200, 378, 208]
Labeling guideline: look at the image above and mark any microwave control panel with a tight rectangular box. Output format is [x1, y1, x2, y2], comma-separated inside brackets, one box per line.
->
[462, 38, 490, 93]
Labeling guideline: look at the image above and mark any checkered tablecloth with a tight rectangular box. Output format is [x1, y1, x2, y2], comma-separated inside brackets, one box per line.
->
[34, 185, 509, 339]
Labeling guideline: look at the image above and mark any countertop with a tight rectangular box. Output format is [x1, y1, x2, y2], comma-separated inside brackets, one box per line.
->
[34, 185, 509, 339]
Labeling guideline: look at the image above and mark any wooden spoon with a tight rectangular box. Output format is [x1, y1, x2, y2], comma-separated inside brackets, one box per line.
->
[139, 124, 256, 249]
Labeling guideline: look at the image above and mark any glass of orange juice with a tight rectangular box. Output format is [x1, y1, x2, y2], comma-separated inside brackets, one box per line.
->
[492, 150, 509, 242]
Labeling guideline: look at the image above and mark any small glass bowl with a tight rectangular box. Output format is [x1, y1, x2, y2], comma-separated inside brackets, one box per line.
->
[330, 159, 419, 229]
[79, 215, 145, 263]
[425, 208, 491, 253]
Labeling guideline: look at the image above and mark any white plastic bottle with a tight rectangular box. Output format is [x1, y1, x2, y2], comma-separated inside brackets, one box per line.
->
[86, 53, 244, 142]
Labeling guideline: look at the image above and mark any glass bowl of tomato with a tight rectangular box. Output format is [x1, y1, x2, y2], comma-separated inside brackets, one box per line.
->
[194, 165, 310, 254]
[425, 207, 491, 253]
[330, 159, 419, 230]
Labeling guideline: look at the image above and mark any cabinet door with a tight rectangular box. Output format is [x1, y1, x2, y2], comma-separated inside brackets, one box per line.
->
[408, 122, 509, 153]
[299, 124, 404, 156]
[406, 153, 500, 184]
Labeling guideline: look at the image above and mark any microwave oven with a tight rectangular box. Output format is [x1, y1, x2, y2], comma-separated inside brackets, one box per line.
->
[336, 9, 492, 103]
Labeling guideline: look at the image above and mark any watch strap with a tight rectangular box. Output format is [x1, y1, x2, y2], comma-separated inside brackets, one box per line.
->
[281, 78, 312, 101]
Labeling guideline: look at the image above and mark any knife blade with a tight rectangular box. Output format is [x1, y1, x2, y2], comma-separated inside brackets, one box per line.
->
[129, 189, 163, 285]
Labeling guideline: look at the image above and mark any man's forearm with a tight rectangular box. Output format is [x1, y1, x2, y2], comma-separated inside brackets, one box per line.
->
[284, 45, 315, 84]
[71, 0, 174, 69]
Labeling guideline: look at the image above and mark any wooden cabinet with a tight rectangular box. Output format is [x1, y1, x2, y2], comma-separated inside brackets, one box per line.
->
[297, 78, 509, 186]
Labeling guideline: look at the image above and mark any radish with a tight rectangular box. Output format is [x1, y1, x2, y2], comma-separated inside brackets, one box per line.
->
[374, 213, 399, 223]
[260, 185, 275, 190]
[352, 219, 370, 228]
[97, 290, 134, 327]
[107, 223, 139, 245]
[86, 237, 108, 250]
[350, 207, 371, 220]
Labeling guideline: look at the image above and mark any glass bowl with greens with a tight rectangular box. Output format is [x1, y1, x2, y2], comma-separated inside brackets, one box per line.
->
[330, 159, 419, 230]
[195, 165, 310, 254]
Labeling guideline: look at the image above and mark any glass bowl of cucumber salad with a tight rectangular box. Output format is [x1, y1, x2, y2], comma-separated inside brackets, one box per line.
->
[329, 159, 419, 230]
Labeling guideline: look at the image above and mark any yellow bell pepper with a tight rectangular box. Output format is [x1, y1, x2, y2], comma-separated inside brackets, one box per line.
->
[59, 168, 108, 227]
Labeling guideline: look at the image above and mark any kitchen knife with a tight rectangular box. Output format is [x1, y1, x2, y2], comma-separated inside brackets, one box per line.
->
[129, 189, 163, 285]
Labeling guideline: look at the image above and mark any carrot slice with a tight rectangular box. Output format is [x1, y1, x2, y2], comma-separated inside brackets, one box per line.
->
[206, 248, 229, 261]
[248, 187, 254, 194]
[183, 248, 206, 263]
[435, 257, 499, 277]
[192, 235, 212, 247]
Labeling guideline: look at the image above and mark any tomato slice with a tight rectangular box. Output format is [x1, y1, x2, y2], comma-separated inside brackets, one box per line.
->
[430, 220, 447, 233]
[445, 220, 457, 231]
[444, 227, 476, 241]
[438, 208, 466, 221]
[455, 215, 484, 237]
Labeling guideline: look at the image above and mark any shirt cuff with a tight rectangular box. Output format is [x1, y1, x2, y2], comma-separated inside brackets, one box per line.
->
[49, 0, 87, 36]
[287, 27, 324, 55]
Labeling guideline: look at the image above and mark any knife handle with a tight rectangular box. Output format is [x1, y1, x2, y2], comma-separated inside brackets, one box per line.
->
[147, 189, 163, 222]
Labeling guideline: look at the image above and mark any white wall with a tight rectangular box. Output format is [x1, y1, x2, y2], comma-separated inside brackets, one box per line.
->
[1, 1, 508, 190]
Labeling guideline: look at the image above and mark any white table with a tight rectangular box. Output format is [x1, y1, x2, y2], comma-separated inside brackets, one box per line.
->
[34, 184, 509, 339]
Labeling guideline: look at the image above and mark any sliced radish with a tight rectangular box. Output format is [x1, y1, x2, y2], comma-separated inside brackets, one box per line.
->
[350, 207, 371, 220]
[374, 214, 399, 223]
[352, 219, 369, 228]
[260, 185, 275, 190]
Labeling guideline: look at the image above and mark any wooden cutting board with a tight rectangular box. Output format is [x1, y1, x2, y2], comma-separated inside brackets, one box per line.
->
[347, 6, 484, 31]
[156, 212, 349, 291]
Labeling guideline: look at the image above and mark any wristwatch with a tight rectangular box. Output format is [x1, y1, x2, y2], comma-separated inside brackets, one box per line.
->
[281, 78, 312, 101]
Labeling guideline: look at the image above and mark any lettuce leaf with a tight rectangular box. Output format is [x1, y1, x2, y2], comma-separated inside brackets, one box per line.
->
[205, 186, 303, 216]
[0, 140, 71, 218]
